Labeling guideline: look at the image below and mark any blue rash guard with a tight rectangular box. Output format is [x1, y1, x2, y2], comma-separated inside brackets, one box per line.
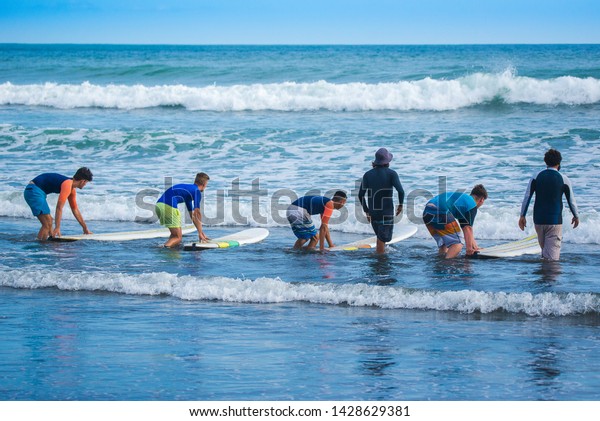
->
[520, 168, 578, 225]
[426, 192, 478, 227]
[358, 167, 405, 220]
[292, 196, 331, 215]
[157, 184, 202, 212]
[32, 173, 70, 194]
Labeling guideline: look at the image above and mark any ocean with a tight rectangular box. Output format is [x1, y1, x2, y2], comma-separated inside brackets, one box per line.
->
[1, 44, 600, 401]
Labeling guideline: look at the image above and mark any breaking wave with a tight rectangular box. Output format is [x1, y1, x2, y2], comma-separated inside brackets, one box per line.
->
[2, 269, 599, 317]
[2, 70, 600, 111]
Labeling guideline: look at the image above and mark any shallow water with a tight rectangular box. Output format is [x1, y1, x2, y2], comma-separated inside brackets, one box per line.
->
[1, 44, 600, 400]
[2, 219, 600, 400]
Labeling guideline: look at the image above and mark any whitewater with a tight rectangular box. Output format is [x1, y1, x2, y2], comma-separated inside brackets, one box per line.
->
[2, 70, 600, 111]
[1, 44, 600, 400]
[2, 267, 600, 317]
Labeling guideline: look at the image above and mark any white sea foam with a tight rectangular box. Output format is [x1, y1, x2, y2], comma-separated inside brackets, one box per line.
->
[2, 268, 599, 317]
[2, 70, 600, 111]
[2, 191, 599, 243]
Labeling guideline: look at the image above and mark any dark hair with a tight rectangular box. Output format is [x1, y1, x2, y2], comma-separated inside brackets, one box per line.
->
[73, 167, 93, 182]
[332, 190, 347, 202]
[470, 184, 488, 200]
[194, 172, 210, 185]
[544, 149, 562, 167]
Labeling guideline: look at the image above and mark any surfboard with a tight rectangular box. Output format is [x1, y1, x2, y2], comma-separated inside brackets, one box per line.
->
[50, 225, 197, 242]
[474, 234, 540, 258]
[183, 228, 269, 251]
[328, 224, 418, 251]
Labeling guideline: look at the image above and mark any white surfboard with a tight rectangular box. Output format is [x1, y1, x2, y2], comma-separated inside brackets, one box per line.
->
[51, 225, 197, 242]
[475, 234, 540, 258]
[183, 228, 269, 251]
[328, 224, 418, 251]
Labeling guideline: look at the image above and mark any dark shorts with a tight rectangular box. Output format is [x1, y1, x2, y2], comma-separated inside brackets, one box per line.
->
[370, 218, 394, 243]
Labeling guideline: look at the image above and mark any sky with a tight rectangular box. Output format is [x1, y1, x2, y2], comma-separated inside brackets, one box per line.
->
[1, 0, 600, 45]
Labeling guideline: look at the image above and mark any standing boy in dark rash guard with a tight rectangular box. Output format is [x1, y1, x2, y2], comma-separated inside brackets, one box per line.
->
[23, 167, 94, 240]
[358, 148, 405, 254]
[519, 149, 579, 261]
[156, 172, 210, 248]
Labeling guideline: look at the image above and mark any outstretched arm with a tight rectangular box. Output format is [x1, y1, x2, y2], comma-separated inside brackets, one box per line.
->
[67, 189, 92, 235]
[52, 201, 66, 237]
[462, 225, 479, 255]
[319, 202, 335, 250]
[319, 224, 333, 250]
[71, 206, 92, 235]
[191, 208, 208, 241]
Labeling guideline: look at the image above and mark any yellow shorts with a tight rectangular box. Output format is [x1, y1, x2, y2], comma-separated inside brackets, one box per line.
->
[155, 203, 181, 228]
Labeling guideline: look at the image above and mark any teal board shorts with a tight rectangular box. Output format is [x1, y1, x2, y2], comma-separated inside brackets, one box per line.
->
[286, 205, 318, 239]
[24, 183, 51, 216]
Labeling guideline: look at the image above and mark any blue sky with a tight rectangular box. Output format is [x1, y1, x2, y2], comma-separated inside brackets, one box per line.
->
[1, 0, 599, 44]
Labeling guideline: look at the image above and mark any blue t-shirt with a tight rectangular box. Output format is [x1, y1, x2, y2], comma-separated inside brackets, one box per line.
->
[157, 183, 202, 212]
[32, 173, 70, 195]
[427, 192, 478, 227]
[292, 196, 331, 215]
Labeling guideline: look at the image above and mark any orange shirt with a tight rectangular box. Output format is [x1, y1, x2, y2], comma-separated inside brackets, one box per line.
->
[320, 201, 334, 225]
[58, 179, 78, 210]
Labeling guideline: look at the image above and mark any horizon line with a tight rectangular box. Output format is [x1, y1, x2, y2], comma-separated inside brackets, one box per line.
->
[2, 42, 600, 47]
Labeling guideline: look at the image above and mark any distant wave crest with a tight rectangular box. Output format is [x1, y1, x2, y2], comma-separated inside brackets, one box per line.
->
[2, 70, 600, 111]
[2, 269, 600, 317]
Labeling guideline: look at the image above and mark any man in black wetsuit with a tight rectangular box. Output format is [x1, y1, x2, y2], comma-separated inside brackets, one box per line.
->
[358, 148, 405, 254]
[519, 148, 579, 261]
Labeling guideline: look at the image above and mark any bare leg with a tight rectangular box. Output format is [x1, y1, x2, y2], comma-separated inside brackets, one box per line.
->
[164, 227, 183, 248]
[37, 214, 53, 240]
[376, 239, 386, 254]
[305, 235, 319, 250]
[293, 238, 308, 249]
[444, 243, 463, 259]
